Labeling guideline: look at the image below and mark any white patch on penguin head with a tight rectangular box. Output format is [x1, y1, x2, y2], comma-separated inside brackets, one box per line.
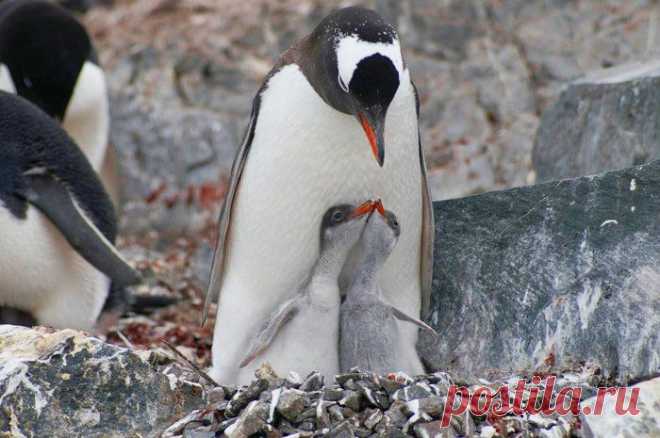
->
[0, 63, 16, 94]
[61, 61, 109, 171]
[335, 35, 404, 94]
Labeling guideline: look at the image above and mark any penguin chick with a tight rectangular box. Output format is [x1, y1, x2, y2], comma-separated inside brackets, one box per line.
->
[340, 204, 437, 374]
[237, 200, 376, 384]
[0, 91, 140, 330]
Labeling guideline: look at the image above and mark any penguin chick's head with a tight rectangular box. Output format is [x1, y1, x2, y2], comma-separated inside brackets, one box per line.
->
[319, 200, 375, 252]
[310, 7, 403, 167]
[362, 203, 401, 260]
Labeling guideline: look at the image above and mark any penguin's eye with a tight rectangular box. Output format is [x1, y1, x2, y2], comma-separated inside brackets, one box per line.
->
[332, 210, 345, 223]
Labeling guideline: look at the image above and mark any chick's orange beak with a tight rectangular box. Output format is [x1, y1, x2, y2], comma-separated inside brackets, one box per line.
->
[373, 199, 385, 216]
[349, 200, 375, 219]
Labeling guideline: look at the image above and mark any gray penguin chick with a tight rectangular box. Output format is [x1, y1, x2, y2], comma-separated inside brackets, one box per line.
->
[237, 200, 377, 382]
[340, 205, 437, 374]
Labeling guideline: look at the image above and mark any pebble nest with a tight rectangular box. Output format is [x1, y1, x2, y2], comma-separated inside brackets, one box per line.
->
[161, 363, 603, 437]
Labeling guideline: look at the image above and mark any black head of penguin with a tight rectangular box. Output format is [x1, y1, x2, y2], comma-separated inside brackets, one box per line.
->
[0, 0, 98, 120]
[299, 7, 401, 166]
[0, 91, 115, 241]
[305, 7, 399, 113]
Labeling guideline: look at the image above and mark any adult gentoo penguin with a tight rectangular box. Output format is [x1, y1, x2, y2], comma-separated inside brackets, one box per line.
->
[238, 201, 376, 382]
[0, 91, 140, 330]
[340, 204, 437, 374]
[0, 0, 119, 205]
[206, 6, 434, 384]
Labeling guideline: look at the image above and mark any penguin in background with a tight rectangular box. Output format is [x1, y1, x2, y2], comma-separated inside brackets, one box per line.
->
[206, 7, 434, 384]
[0, 91, 140, 330]
[0, 0, 119, 206]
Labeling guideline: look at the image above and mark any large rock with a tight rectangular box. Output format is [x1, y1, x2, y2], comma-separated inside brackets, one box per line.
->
[0, 326, 205, 437]
[420, 160, 660, 383]
[581, 377, 660, 437]
[533, 60, 660, 182]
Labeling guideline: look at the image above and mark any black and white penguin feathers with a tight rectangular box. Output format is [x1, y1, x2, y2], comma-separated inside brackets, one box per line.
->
[0, 0, 117, 204]
[0, 91, 138, 329]
[207, 6, 433, 384]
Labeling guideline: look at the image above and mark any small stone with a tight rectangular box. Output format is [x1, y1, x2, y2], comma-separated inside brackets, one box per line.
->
[339, 390, 362, 412]
[378, 375, 406, 395]
[276, 389, 306, 422]
[479, 425, 497, 438]
[225, 400, 270, 438]
[297, 407, 316, 421]
[217, 418, 238, 433]
[323, 386, 345, 401]
[298, 421, 315, 431]
[414, 421, 458, 438]
[207, 387, 226, 404]
[392, 383, 432, 402]
[341, 407, 356, 419]
[354, 427, 371, 437]
[255, 363, 284, 388]
[373, 426, 408, 438]
[336, 372, 368, 387]
[183, 426, 215, 438]
[277, 420, 298, 435]
[286, 371, 303, 387]
[362, 408, 383, 430]
[303, 391, 322, 406]
[225, 378, 269, 417]
[384, 400, 411, 428]
[328, 404, 345, 422]
[315, 400, 334, 429]
[300, 371, 324, 391]
[412, 396, 445, 418]
[326, 420, 354, 438]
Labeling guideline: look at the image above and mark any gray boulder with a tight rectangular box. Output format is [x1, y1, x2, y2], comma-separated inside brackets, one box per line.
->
[533, 61, 660, 182]
[0, 326, 205, 437]
[581, 377, 660, 437]
[420, 160, 660, 383]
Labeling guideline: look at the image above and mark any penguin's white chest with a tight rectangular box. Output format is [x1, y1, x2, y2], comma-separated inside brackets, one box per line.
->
[212, 64, 423, 383]
[61, 61, 110, 171]
[0, 204, 109, 330]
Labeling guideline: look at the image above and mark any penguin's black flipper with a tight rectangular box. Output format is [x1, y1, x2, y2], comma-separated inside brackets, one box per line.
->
[21, 173, 142, 288]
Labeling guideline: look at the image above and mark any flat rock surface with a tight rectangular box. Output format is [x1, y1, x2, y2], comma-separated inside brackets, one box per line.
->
[533, 61, 660, 182]
[420, 160, 660, 383]
[0, 326, 205, 438]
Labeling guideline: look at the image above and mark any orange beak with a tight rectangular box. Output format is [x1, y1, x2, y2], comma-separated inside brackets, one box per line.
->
[349, 200, 376, 219]
[373, 199, 385, 216]
[358, 112, 385, 167]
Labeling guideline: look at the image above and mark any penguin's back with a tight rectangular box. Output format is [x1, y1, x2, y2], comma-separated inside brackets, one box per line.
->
[340, 299, 400, 374]
[0, 91, 115, 241]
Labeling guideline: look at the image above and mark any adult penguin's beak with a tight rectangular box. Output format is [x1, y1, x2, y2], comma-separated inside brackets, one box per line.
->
[357, 108, 385, 167]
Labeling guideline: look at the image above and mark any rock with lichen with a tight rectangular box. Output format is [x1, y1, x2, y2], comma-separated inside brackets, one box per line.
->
[0, 325, 205, 437]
